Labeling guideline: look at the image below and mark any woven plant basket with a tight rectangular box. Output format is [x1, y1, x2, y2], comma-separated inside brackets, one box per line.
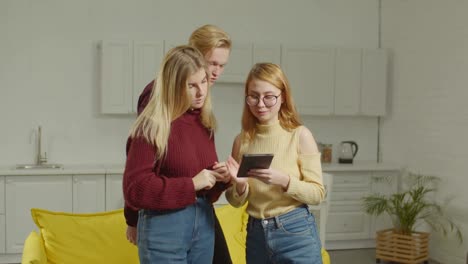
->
[376, 228, 429, 264]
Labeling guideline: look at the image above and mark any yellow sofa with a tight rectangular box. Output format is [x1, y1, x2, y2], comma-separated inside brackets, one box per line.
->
[22, 206, 329, 264]
[22, 208, 139, 264]
[215, 204, 330, 264]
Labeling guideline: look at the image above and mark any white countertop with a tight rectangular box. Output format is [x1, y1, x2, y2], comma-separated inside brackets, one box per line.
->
[322, 161, 401, 172]
[0, 161, 400, 176]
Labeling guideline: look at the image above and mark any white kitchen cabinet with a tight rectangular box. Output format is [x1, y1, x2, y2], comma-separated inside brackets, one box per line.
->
[105, 174, 124, 211]
[281, 46, 387, 116]
[100, 40, 164, 114]
[334, 48, 361, 115]
[72, 175, 105, 213]
[5, 175, 72, 253]
[219, 43, 282, 83]
[218, 43, 253, 83]
[132, 41, 165, 110]
[361, 49, 387, 116]
[163, 40, 184, 53]
[326, 172, 371, 242]
[324, 170, 398, 250]
[335, 48, 388, 116]
[281, 45, 335, 115]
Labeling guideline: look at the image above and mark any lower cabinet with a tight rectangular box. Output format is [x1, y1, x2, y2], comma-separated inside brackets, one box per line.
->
[3, 174, 115, 254]
[0, 169, 399, 258]
[325, 170, 398, 249]
[5, 175, 73, 253]
[105, 174, 125, 211]
[72, 175, 106, 213]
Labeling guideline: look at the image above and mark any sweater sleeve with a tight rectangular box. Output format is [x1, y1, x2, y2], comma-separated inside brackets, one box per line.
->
[285, 153, 324, 205]
[225, 182, 249, 208]
[205, 182, 231, 204]
[137, 80, 154, 115]
[124, 202, 139, 227]
[122, 136, 197, 212]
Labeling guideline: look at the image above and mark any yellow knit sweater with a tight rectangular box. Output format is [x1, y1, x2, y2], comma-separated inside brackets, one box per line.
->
[226, 121, 324, 219]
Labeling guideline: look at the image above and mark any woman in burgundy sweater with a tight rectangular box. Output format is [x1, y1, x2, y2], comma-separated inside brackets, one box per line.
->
[123, 45, 230, 264]
[130, 24, 233, 264]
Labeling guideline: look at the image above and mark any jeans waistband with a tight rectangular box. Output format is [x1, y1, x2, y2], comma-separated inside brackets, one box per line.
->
[249, 204, 310, 228]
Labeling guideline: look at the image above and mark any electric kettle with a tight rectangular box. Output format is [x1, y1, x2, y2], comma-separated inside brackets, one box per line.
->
[338, 141, 359, 164]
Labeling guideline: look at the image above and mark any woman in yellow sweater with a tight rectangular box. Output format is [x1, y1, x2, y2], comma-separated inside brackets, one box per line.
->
[225, 63, 325, 264]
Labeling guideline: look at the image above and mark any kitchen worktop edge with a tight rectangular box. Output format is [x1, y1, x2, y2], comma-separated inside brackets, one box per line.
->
[0, 161, 400, 176]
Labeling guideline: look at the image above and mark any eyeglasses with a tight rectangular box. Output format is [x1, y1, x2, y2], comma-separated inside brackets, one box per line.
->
[245, 94, 281, 107]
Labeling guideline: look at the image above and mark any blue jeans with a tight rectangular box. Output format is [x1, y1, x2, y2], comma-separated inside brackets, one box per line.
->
[246, 205, 322, 264]
[137, 197, 215, 264]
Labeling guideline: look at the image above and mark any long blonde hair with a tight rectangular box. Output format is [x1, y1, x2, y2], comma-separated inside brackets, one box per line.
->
[189, 24, 232, 55]
[129, 45, 216, 160]
[241, 63, 302, 142]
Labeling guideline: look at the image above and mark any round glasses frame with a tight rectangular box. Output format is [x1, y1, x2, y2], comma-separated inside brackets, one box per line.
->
[245, 94, 281, 107]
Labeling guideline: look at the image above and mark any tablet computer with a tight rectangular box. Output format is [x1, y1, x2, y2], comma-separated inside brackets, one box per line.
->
[237, 154, 274, 178]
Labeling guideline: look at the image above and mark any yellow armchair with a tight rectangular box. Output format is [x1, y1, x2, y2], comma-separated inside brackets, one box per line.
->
[215, 204, 330, 264]
[22, 208, 139, 264]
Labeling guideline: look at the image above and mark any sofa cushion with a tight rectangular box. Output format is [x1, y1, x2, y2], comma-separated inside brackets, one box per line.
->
[31, 208, 139, 264]
[22, 231, 47, 264]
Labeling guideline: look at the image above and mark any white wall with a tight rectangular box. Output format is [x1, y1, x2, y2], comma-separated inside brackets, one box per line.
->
[381, 1, 468, 263]
[0, 0, 380, 167]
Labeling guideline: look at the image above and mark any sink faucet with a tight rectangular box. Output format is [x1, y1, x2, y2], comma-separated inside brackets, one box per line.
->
[37, 126, 47, 165]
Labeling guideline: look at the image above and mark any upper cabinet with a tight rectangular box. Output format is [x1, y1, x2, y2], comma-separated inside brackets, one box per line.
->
[282, 46, 336, 115]
[218, 43, 253, 83]
[218, 43, 282, 83]
[282, 46, 388, 116]
[100, 40, 387, 116]
[360, 49, 387, 116]
[100, 40, 164, 114]
[334, 48, 361, 115]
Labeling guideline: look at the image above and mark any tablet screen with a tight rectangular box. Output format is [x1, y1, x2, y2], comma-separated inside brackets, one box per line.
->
[237, 154, 274, 178]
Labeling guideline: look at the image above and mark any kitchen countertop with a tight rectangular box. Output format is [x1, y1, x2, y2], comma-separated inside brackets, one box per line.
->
[0, 161, 401, 176]
[321, 161, 401, 172]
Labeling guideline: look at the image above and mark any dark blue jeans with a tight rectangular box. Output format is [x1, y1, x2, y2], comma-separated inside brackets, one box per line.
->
[246, 205, 322, 264]
[137, 197, 215, 264]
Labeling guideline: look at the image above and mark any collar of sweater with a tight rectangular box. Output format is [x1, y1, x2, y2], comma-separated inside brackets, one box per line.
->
[256, 119, 283, 136]
[176, 108, 201, 125]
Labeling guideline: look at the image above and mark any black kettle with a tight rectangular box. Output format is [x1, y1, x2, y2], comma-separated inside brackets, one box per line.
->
[338, 141, 358, 164]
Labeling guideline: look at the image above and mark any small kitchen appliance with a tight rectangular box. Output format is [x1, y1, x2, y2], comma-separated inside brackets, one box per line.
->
[338, 141, 358, 164]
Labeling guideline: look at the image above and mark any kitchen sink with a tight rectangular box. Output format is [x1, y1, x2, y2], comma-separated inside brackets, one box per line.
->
[15, 164, 64, 170]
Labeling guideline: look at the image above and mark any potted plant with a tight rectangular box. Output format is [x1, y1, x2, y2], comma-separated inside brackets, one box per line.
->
[363, 171, 463, 264]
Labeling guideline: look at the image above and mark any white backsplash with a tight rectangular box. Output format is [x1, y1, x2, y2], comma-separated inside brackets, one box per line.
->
[211, 84, 379, 163]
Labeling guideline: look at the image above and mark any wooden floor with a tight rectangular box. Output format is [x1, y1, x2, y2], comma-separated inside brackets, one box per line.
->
[328, 248, 441, 264]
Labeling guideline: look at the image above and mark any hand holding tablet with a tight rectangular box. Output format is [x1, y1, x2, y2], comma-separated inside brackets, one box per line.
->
[237, 154, 274, 178]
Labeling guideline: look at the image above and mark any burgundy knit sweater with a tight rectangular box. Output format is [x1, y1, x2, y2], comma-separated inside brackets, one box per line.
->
[123, 109, 225, 226]
[137, 80, 154, 115]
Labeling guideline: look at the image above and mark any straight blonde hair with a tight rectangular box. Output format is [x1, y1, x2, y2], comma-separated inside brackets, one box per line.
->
[189, 24, 232, 56]
[129, 45, 216, 160]
[241, 63, 302, 142]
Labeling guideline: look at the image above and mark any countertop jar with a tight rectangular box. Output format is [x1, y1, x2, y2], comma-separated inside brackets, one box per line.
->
[321, 144, 332, 164]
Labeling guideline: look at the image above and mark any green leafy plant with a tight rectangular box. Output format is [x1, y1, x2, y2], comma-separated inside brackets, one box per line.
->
[363, 172, 463, 243]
